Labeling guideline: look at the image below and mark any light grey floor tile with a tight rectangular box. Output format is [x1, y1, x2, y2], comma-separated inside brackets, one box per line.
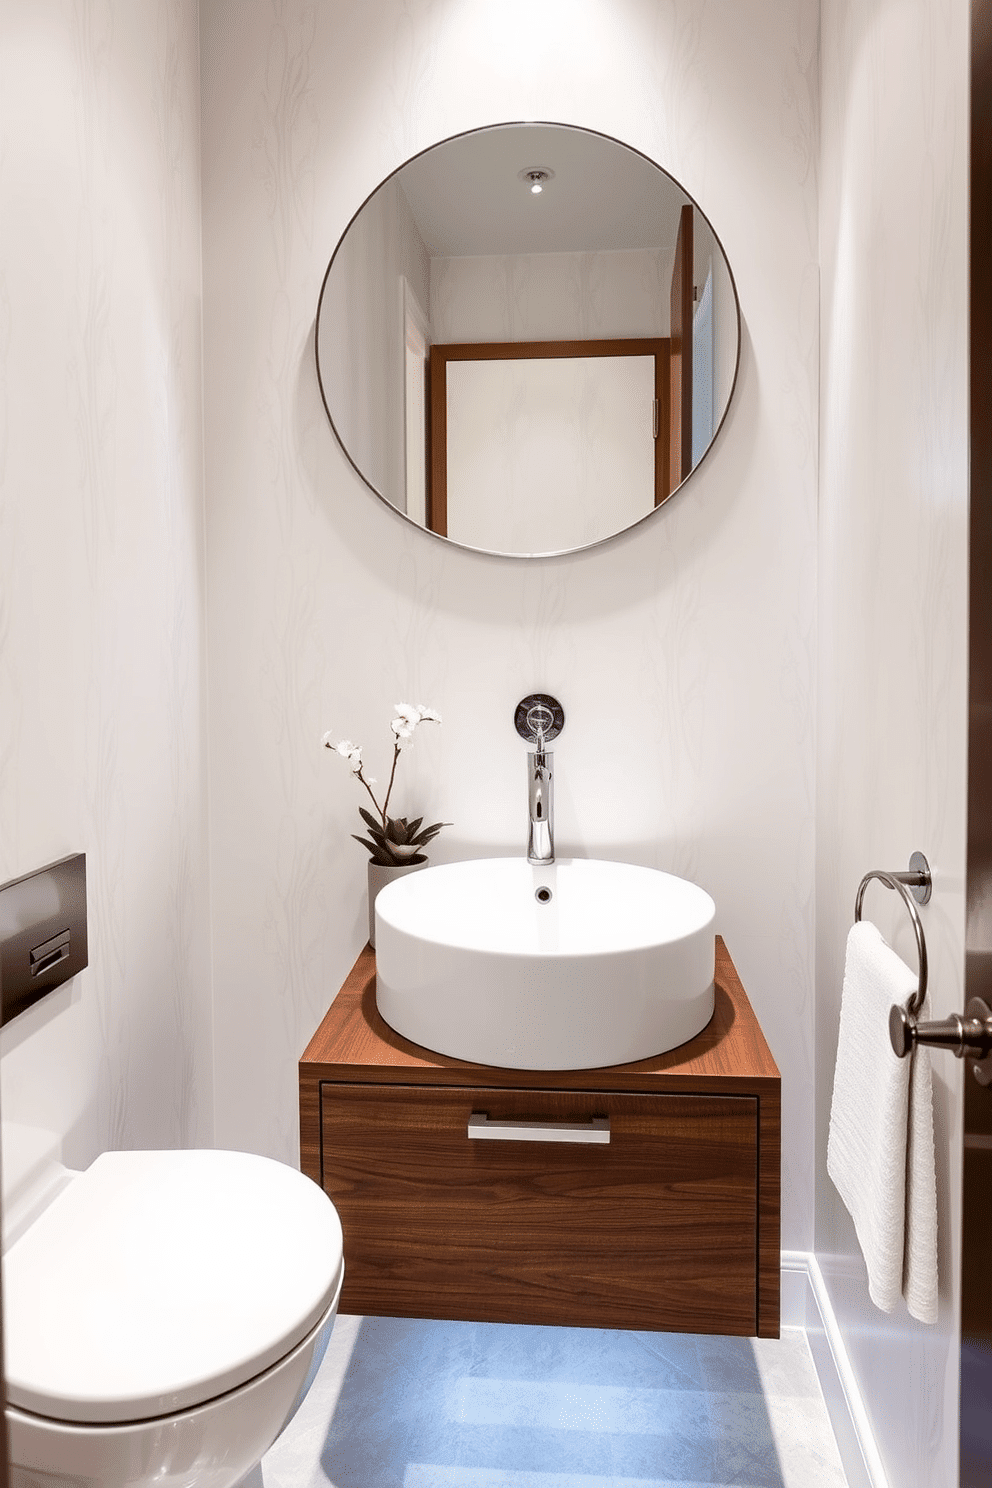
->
[258, 1316, 848, 1488]
[259, 1313, 362, 1488]
[750, 1328, 826, 1400]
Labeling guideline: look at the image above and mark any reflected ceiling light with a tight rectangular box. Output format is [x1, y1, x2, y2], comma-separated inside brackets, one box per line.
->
[518, 166, 554, 195]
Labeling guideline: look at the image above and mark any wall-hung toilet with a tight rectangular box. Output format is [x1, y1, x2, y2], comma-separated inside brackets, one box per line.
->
[2, 1137, 344, 1488]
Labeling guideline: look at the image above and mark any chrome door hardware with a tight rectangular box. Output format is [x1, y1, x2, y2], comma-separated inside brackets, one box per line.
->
[889, 996, 992, 1085]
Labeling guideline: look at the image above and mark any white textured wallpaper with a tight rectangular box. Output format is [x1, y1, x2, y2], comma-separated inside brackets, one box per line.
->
[0, 0, 212, 1159]
[200, 0, 820, 1247]
[817, 0, 968, 1484]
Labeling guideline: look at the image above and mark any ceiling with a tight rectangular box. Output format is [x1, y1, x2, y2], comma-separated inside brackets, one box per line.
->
[396, 123, 690, 258]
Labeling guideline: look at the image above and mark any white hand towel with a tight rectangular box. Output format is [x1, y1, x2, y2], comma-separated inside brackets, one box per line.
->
[827, 920, 938, 1324]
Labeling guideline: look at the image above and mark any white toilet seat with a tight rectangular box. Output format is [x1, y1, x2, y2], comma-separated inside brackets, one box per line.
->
[7, 1281, 343, 1488]
[4, 1149, 344, 1425]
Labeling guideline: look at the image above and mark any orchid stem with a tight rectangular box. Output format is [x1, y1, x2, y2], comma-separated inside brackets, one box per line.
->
[380, 743, 401, 825]
[356, 768, 383, 821]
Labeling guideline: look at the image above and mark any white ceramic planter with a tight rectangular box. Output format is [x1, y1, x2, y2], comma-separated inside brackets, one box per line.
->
[366, 861, 426, 948]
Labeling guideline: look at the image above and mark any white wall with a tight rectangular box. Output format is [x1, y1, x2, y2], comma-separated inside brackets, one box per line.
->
[817, 1, 968, 1484]
[0, 0, 212, 1161]
[200, 0, 820, 1253]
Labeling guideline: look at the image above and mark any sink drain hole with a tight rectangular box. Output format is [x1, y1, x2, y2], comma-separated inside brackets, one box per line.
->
[535, 886, 553, 903]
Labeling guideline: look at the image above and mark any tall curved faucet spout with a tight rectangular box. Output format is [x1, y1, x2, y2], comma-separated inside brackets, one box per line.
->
[514, 693, 565, 866]
[527, 746, 554, 865]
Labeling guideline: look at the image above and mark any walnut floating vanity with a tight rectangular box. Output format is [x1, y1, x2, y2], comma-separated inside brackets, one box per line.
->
[299, 937, 780, 1338]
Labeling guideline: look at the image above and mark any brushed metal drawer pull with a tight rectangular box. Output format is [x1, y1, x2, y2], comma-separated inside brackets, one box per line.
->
[467, 1113, 610, 1144]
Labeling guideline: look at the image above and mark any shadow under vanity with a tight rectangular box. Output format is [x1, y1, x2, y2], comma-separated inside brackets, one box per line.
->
[299, 937, 780, 1340]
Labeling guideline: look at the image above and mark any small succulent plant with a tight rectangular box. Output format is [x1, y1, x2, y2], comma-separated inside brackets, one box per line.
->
[322, 704, 448, 868]
[353, 807, 445, 867]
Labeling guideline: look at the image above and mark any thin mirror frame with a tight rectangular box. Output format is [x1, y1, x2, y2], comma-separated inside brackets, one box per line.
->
[315, 121, 742, 559]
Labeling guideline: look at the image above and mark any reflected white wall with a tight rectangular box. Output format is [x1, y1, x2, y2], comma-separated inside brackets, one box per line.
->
[431, 246, 676, 342]
[444, 353, 657, 552]
[318, 174, 429, 510]
[817, 0, 968, 1484]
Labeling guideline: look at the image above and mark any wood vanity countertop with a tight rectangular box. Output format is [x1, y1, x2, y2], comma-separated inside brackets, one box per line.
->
[300, 935, 782, 1338]
[300, 935, 780, 1096]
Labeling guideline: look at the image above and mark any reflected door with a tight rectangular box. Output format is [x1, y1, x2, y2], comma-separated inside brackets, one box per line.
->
[428, 338, 670, 554]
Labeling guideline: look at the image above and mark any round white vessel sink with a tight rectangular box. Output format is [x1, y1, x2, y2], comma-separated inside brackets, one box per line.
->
[374, 857, 716, 1070]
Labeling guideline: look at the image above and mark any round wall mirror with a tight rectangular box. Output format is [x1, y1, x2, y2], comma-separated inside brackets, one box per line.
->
[315, 123, 741, 558]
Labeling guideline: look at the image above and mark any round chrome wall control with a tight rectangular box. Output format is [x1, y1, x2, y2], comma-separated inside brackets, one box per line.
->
[514, 694, 565, 745]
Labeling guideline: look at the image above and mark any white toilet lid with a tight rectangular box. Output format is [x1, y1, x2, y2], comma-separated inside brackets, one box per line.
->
[3, 1149, 344, 1424]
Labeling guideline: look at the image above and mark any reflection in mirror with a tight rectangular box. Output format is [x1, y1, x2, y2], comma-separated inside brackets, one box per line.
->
[316, 124, 740, 557]
[432, 338, 668, 552]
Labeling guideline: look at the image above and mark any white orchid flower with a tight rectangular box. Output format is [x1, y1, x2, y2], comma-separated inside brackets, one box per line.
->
[391, 703, 441, 747]
[391, 704, 419, 748]
[335, 740, 363, 773]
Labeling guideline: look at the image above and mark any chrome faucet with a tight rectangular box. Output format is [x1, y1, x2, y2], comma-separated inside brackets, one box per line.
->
[527, 734, 554, 865]
[514, 694, 565, 866]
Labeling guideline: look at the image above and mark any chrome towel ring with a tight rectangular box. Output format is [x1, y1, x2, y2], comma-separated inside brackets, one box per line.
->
[854, 851, 932, 1017]
[857, 853, 992, 1079]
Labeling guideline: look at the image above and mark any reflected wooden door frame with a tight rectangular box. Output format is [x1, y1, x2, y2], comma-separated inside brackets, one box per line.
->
[426, 337, 672, 538]
[669, 204, 694, 491]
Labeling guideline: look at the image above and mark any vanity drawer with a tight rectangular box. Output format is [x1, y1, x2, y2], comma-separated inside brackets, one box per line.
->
[319, 1081, 758, 1335]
